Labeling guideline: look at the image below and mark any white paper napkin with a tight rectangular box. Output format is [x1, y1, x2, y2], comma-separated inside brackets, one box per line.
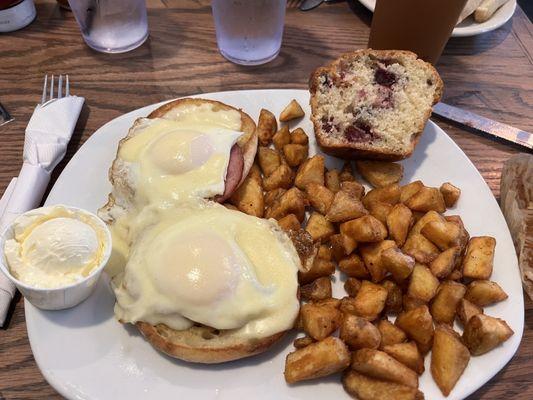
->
[0, 96, 84, 326]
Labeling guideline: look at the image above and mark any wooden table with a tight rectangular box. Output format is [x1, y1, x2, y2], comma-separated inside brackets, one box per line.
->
[0, 0, 531, 398]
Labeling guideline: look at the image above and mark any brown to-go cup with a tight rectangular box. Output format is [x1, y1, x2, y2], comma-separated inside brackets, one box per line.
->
[368, 0, 468, 64]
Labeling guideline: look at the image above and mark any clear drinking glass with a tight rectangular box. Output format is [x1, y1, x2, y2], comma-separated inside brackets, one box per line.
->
[211, 0, 287, 66]
[67, 0, 149, 53]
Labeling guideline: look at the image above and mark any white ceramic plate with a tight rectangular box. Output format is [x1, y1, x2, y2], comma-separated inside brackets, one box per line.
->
[26, 89, 523, 400]
[357, 0, 516, 37]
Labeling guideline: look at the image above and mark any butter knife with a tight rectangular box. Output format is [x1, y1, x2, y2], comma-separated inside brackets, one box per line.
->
[432, 102, 532, 150]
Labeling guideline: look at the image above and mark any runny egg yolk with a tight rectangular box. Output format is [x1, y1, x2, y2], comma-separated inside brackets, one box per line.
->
[147, 130, 214, 175]
[149, 232, 240, 306]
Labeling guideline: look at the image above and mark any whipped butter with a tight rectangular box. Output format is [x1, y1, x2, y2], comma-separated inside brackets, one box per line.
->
[4, 205, 109, 289]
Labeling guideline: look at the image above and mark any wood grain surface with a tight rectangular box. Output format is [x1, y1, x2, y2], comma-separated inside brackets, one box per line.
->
[0, 0, 532, 399]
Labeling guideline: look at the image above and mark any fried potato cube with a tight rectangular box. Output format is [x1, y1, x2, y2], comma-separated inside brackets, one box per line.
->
[448, 269, 463, 281]
[289, 228, 318, 271]
[407, 264, 440, 302]
[277, 213, 301, 232]
[340, 314, 381, 350]
[405, 186, 446, 213]
[300, 277, 332, 301]
[464, 280, 508, 306]
[326, 190, 368, 223]
[339, 253, 370, 279]
[356, 160, 404, 188]
[382, 341, 424, 375]
[300, 303, 342, 340]
[421, 220, 462, 250]
[262, 164, 294, 191]
[304, 182, 334, 215]
[431, 324, 470, 396]
[314, 297, 341, 309]
[283, 144, 308, 167]
[440, 182, 461, 208]
[362, 184, 401, 211]
[346, 280, 388, 320]
[402, 233, 440, 264]
[377, 319, 407, 348]
[280, 99, 305, 122]
[306, 212, 336, 243]
[265, 187, 305, 221]
[402, 295, 427, 312]
[343, 370, 424, 400]
[248, 163, 263, 187]
[284, 336, 350, 383]
[410, 210, 445, 236]
[229, 177, 264, 217]
[381, 247, 415, 282]
[290, 127, 309, 145]
[445, 215, 470, 254]
[330, 233, 357, 262]
[341, 180, 365, 199]
[429, 246, 461, 279]
[330, 233, 358, 259]
[395, 305, 434, 354]
[257, 146, 281, 176]
[462, 314, 514, 356]
[351, 349, 419, 389]
[341, 233, 358, 254]
[400, 181, 424, 204]
[344, 277, 362, 297]
[340, 162, 356, 182]
[272, 125, 290, 150]
[387, 204, 413, 247]
[341, 215, 388, 243]
[325, 169, 341, 192]
[366, 201, 393, 225]
[295, 155, 325, 190]
[264, 187, 285, 207]
[359, 240, 396, 283]
[382, 280, 403, 314]
[462, 236, 496, 280]
[430, 281, 466, 325]
[294, 336, 315, 349]
[298, 258, 336, 284]
[457, 298, 483, 326]
[257, 108, 277, 146]
[318, 244, 332, 260]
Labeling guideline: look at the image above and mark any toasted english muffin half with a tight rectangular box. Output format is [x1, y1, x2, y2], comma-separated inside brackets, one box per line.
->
[136, 322, 287, 364]
[99, 98, 258, 222]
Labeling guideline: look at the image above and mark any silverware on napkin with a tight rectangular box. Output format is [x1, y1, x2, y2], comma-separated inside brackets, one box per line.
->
[0, 75, 85, 327]
[0, 101, 13, 126]
[432, 102, 533, 150]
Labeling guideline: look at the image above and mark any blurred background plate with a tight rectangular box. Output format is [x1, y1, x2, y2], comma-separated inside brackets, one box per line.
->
[357, 0, 517, 37]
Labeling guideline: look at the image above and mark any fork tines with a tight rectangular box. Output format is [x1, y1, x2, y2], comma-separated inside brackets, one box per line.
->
[41, 74, 70, 105]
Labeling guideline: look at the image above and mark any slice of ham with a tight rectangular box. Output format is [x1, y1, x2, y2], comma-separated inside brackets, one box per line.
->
[215, 144, 244, 203]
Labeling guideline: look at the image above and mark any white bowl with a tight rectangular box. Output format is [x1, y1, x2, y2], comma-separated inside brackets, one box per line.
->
[0, 205, 112, 310]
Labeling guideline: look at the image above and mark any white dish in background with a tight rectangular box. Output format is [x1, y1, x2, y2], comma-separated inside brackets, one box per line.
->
[26, 89, 523, 400]
[357, 0, 516, 37]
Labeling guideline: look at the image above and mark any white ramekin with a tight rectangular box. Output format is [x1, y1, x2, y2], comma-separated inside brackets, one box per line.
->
[0, 205, 112, 310]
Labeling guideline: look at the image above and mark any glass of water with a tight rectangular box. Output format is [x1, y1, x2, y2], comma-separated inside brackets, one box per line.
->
[68, 0, 148, 53]
[211, 0, 287, 66]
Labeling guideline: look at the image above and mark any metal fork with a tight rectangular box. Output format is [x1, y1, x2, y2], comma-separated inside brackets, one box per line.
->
[40, 74, 70, 106]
